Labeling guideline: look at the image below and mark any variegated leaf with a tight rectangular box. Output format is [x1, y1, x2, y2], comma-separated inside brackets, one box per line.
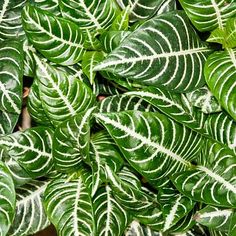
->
[209, 229, 228, 236]
[94, 11, 212, 92]
[96, 78, 122, 96]
[34, 55, 96, 126]
[229, 211, 236, 236]
[0, 111, 19, 135]
[30, 0, 61, 16]
[22, 5, 85, 65]
[0, 0, 26, 41]
[8, 180, 50, 236]
[179, 0, 236, 32]
[22, 39, 35, 77]
[44, 173, 95, 236]
[0, 40, 23, 114]
[96, 111, 202, 186]
[205, 49, 236, 121]
[0, 127, 54, 178]
[110, 7, 129, 31]
[0, 161, 15, 236]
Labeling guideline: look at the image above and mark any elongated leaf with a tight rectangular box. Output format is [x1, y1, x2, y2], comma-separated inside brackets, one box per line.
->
[44, 174, 95, 236]
[22, 5, 85, 65]
[0, 111, 19, 135]
[95, 11, 212, 92]
[186, 86, 221, 114]
[96, 111, 202, 186]
[0, 40, 23, 114]
[93, 185, 130, 236]
[126, 87, 208, 134]
[0, 127, 54, 178]
[209, 229, 228, 236]
[110, 7, 129, 31]
[229, 212, 236, 236]
[0, 161, 15, 236]
[22, 39, 35, 77]
[34, 56, 96, 126]
[8, 180, 50, 236]
[179, 0, 236, 32]
[59, 0, 119, 31]
[205, 49, 236, 121]
[172, 140, 236, 208]
[0, 0, 26, 41]
[30, 0, 61, 16]
[194, 206, 233, 232]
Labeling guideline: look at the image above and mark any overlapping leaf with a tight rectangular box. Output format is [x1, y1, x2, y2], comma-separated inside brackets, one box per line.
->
[95, 11, 212, 92]
[30, 0, 61, 16]
[0, 111, 19, 135]
[22, 5, 85, 65]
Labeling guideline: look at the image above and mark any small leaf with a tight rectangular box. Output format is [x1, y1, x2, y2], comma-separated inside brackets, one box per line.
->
[110, 7, 130, 31]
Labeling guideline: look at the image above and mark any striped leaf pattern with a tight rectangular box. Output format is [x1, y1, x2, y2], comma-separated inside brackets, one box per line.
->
[0, 161, 15, 236]
[0, 111, 19, 135]
[0, 127, 54, 178]
[22, 39, 35, 77]
[229, 212, 236, 236]
[172, 140, 236, 208]
[93, 185, 130, 236]
[0, 0, 26, 41]
[205, 49, 236, 121]
[44, 174, 95, 236]
[59, 0, 119, 31]
[30, 0, 61, 16]
[0, 40, 23, 114]
[94, 11, 212, 92]
[96, 111, 202, 185]
[179, 0, 236, 32]
[22, 5, 85, 65]
[34, 56, 95, 126]
[8, 180, 50, 236]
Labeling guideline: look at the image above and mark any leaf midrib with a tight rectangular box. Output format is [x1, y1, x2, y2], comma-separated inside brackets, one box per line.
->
[0, 0, 9, 24]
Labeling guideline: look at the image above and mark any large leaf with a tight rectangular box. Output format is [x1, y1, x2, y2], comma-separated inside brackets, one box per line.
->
[0, 111, 19, 135]
[179, 0, 236, 32]
[0, 127, 54, 178]
[8, 180, 50, 236]
[95, 111, 202, 186]
[172, 140, 236, 208]
[0, 40, 23, 114]
[205, 49, 236, 121]
[34, 55, 96, 126]
[0, 161, 15, 236]
[93, 185, 130, 236]
[29, 0, 61, 16]
[44, 173, 95, 236]
[0, 0, 26, 41]
[22, 5, 85, 65]
[59, 0, 119, 31]
[94, 11, 212, 92]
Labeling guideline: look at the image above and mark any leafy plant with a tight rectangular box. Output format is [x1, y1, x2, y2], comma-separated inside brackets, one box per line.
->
[0, 0, 235, 235]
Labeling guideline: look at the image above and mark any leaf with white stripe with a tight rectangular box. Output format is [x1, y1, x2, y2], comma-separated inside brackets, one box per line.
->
[110, 7, 129, 31]
[205, 49, 236, 121]
[34, 56, 96, 126]
[95, 111, 202, 186]
[0, 161, 15, 236]
[179, 0, 236, 32]
[94, 11, 213, 92]
[22, 39, 35, 77]
[0, 0, 27, 41]
[96, 78, 122, 96]
[0, 127, 54, 178]
[8, 180, 50, 236]
[209, 229, 228, 236]
[186, 86, 222, 114]
[22, 5, 85, 65]
[30, 0, 61, 16]
[44, 173, 95, 236]
[93, 185, 130, 236]
[194, 206, 233, 232]
[0, 40, 23, 114]
[229, 212, 236, 236]
[59, 0, 119, 31]
[171, 139, 236, 208]
[0, 111, 19, 135]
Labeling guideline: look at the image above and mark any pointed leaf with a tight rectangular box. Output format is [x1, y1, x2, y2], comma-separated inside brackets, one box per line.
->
[110, 7, 129, 31]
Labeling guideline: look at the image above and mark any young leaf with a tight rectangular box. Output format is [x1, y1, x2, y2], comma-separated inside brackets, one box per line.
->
[94, 11, 212, 92]
[205, 49, 236, 121]
[110, 7, 130, 31]
[22, 5, 85, 65]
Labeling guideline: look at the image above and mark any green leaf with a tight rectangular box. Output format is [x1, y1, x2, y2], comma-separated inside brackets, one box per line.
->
[229, 211, 236, 236]
[0, 161, 15, 236]
[22, 39, 35, 77]
[22, 5, 85, 65]
[110, 7, 130, 31]
[0, 0, 27, 41]
[44, 173, 95, 236]
[29, 0, 61, 16]
[186, 86, 222, 114]
[8, 180, 50, 236]
[59, 0, 119, 31]
[179, 0, 236, 32]
[194, 206, 233, 232]
[94, 11, 212, 92]
[209, 229, 228, 236]
[34, 55, 96, 126]
[95, 111, 202, 186]
[0, 127, 54, 178]
[205, 49, 236, 121]
[0, 111, 19, 135]
[171, 140, 236, 208]
[93, 185, 130, 236]
[0, 40, 23, 114]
